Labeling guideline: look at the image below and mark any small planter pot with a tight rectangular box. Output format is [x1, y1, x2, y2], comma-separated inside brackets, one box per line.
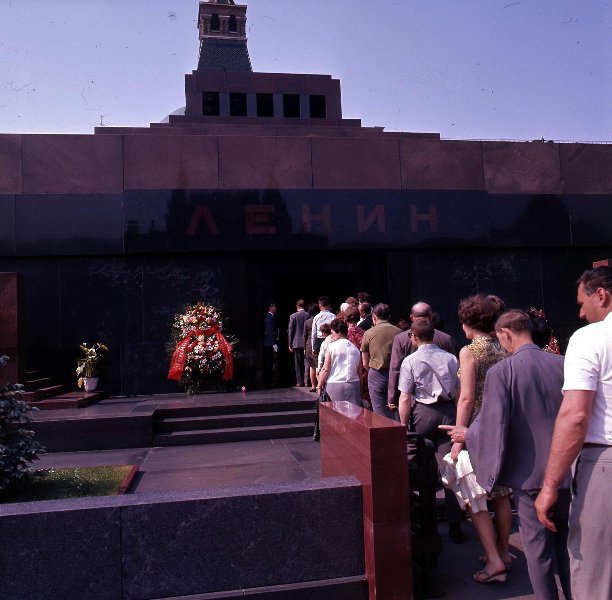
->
[83, 377, 99, 392]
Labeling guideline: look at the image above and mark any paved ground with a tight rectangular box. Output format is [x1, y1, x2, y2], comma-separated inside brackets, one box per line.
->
[35, 438, 322, 493]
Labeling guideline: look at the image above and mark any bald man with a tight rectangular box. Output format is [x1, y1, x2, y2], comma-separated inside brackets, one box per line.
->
[388, 302, 459, 411]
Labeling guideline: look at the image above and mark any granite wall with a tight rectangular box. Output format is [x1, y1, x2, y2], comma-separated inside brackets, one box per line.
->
[2, 133, 612, 195]
[0, 477, 366, 600]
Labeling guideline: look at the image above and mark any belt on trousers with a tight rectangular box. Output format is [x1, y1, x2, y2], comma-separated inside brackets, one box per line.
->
[583, 442, 611, 449]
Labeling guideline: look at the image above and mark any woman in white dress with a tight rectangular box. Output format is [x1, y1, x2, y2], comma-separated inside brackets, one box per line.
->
[317, 319, 362, 405]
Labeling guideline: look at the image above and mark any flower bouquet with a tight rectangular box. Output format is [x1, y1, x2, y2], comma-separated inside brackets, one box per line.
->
[167, 302, 236, 395]
[76, 342, 108, 391]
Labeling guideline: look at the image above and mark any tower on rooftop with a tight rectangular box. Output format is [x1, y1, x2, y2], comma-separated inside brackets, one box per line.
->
[197, 0, 252, 72]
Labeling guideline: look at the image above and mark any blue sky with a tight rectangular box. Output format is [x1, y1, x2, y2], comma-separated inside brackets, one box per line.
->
[1, 0, 610, 141]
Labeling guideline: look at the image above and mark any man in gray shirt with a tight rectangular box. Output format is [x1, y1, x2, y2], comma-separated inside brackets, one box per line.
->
[393, 319, 464, 542]
[388, 301, 458, 412]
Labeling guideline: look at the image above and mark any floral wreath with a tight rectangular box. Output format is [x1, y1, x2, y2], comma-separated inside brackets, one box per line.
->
[167, 302, 236, 394]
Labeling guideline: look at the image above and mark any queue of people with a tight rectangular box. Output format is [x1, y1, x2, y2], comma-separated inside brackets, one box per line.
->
[274, 265, 612, 599]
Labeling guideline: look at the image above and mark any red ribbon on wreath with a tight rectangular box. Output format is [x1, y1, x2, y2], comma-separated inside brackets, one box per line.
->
[168, 325, 234, 382]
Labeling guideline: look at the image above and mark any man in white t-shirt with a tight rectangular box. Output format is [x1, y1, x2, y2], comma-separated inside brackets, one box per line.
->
[536, 266, 612, 600]
[311, 296, 335, 355]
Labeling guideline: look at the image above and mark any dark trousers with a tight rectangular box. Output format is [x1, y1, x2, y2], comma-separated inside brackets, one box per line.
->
[513, 489, 571, 600]
[367, 368, 398, 421]
[410, 401, 463, 527]
[263, 346, 275, 387]
[292, 347, 305, 385]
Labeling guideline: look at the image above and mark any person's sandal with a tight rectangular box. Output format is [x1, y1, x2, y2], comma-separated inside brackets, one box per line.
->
[473, 568, 507, 584]
[478, 555, 512, 571]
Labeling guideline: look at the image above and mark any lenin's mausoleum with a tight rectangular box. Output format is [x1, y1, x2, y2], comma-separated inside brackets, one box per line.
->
[1, 0, 611, 396]
[1, 3, 612, 600]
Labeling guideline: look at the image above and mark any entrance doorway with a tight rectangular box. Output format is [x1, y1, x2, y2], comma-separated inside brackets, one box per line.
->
[256, 250, 387, 386]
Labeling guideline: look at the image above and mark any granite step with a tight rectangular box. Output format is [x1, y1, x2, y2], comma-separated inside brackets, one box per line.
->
[152, 575, 368, 599]
[156, 409, 316, 432]
[25, 377, 53, 390]
[153, 423, 315, 446]
[23, 385, 65, 403]
[33, 391, 107, 410]
[155, 399, 316, 419]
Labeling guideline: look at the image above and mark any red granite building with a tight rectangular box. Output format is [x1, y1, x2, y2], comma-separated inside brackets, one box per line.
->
[1, 0, 611, 394]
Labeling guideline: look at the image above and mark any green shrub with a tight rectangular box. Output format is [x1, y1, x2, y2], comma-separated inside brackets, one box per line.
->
[0, 359, 46, 491]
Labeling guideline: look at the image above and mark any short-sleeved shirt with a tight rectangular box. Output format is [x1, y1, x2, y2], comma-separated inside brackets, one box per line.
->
[398, 344, 459, 404]
[360, 321, 402, 371]
[327, 338, 361, 384]
[563, 313, 612, 445]
[317, 336, 332, 373]
[312, 310, 336, 348]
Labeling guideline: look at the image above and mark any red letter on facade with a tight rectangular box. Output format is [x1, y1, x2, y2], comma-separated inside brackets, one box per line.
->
[245, 205, 276, 235]
[186, 205, 220, 236]
[302, 204, 331, 234]
[410, 205, 438, 233]
[357, 204, 385, 233]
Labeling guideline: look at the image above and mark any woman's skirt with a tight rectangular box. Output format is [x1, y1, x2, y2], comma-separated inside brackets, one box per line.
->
[325, 381, 361, 406]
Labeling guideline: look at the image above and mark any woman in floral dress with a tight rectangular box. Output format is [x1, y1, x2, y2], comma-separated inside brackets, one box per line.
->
[453, 294, 513, 583]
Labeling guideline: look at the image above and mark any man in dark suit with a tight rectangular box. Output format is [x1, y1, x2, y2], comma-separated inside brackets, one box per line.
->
[288, 299, 309, 387]
[388, 302, 459, 422]
[441, 310, 571, 597]
[357, 301, 373, 331]
[263, 302, 279, 387]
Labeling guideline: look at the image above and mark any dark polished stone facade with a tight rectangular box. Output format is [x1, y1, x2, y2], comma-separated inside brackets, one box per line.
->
[0, 187, 609, 394]
[0, 187, 610, 394]
[3, 190, 612, 256]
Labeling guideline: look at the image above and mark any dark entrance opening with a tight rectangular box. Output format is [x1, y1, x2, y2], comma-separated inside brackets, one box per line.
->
[247, 250, 388, 387]
[272, 271, 356, 387]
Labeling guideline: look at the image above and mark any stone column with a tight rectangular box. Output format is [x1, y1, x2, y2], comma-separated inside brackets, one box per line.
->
[320, 401, 412, 599]
[0, 272, 25, 385]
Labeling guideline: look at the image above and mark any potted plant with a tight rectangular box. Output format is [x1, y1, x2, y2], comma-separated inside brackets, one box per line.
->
[76, 342, 108, 392]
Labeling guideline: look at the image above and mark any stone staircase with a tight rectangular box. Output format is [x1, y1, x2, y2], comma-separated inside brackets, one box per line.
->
[153, 396, 317, 446]
[23, 371, 65, 403]
[24, 370, 106, 410]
